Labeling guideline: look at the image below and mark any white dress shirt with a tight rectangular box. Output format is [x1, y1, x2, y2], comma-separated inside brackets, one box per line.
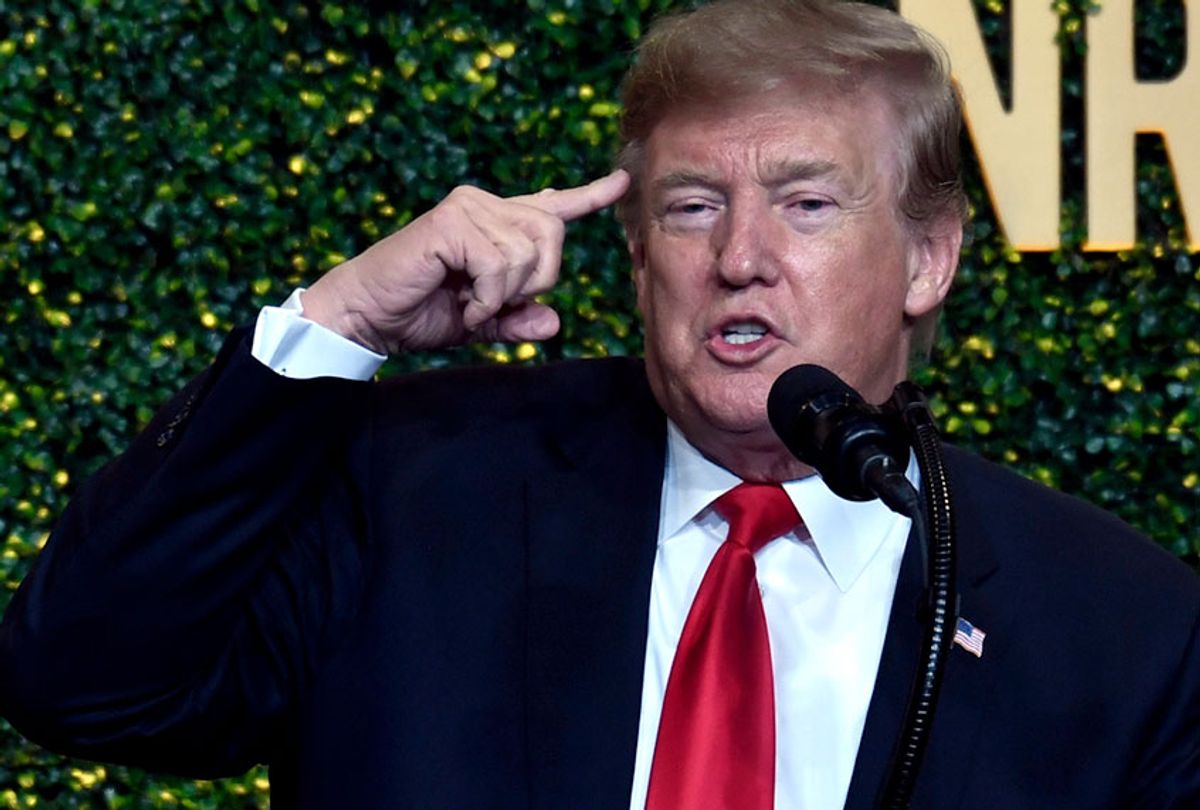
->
[251, 293, 914, 809]
[630, 425, 912, 810]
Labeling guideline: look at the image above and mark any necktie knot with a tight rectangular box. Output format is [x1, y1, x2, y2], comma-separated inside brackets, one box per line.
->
[714, 482, 801, 554]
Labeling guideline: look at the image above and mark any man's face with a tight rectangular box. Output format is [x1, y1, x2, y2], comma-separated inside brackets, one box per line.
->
[630, 83, 958, 479]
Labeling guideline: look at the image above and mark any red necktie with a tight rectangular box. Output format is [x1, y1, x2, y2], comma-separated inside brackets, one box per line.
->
[646, 482, 801, 810]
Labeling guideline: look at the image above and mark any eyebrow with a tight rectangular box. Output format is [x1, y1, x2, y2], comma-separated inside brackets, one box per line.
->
[650, 169, 724, 196]
[758, 158, 840, 186]
[650, 159, 842, 196]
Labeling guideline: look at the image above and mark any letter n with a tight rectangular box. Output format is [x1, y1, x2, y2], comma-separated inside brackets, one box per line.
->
[1087, 0, 1200, 251]
[901, 0, 1061, 251]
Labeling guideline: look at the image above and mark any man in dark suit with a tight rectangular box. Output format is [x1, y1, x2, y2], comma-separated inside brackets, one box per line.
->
[2, 0, 1197, 808]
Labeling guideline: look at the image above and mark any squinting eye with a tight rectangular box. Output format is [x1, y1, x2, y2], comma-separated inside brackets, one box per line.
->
[658, 198, 722, 233]
[795, 198, 829, 212]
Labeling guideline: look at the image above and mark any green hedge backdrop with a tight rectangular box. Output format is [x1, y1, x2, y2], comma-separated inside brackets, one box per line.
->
[1, 0, 1196, 806]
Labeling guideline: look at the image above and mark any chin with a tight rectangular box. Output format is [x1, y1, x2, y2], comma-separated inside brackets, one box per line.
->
[684, 375, 776, 438]
[677, 398, 801, 480]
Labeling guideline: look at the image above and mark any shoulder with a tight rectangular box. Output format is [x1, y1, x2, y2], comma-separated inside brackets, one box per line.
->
[943, 443, 1199, 610]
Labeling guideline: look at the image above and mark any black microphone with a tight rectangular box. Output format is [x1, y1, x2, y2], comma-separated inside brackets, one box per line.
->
[767, 364, 920, 518]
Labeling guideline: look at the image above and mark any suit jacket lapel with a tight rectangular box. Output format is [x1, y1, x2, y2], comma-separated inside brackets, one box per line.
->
[523, 362, 666, 809]
[516, 371, 1013, 809]
[909, 449, 1013, 808]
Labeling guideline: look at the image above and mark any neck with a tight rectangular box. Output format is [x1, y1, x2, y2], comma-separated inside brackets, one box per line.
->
[687, 427, 815, 484]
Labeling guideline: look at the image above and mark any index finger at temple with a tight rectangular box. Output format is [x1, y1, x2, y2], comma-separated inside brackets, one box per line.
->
[519, 169, 631, 222]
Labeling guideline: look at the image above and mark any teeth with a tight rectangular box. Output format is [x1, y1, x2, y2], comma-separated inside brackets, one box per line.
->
[721, 322, 768, 345]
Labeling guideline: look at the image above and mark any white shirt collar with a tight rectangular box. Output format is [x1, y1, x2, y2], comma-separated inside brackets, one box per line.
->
[661, 421, 916, 593]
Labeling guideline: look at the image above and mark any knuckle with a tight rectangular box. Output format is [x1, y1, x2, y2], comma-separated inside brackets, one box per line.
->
[473, 249, 506, 276]
[531, 208, 564, 237]
[426, 203, 453, 229]
[514, 240, 539, 269]
[445, 185, 489, 211]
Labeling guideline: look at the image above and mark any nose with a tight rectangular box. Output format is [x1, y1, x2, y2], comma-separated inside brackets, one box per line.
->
[712, 198, 781, 288]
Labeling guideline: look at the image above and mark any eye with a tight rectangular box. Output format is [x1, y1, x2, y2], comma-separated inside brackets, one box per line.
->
[658, 196, 723, 231]
[670, 200, 718, 215]
[793, 197, 831, 212]
[778, 192, 838, 232]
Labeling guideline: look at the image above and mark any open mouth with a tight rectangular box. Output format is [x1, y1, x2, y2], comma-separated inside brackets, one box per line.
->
[720, 321, 770, 346]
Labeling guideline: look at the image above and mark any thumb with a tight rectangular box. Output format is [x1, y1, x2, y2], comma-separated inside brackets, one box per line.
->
[492, 301, 561, 343]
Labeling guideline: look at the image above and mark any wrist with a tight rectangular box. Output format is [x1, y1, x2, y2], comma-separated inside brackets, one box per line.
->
[301, 272, 392, 356]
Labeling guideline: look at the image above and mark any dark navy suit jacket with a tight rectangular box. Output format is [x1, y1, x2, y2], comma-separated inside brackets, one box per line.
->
[2, 329, 1198, 808]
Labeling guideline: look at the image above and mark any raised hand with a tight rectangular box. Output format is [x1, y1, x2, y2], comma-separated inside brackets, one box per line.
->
[300, 170, 630, 355]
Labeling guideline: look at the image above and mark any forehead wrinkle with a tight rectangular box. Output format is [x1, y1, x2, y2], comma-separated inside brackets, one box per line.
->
[646, 131, 769, 194]
[650, 156, 844, 198]
[644, 97, 893, 211]
[758, 152, 881, 212]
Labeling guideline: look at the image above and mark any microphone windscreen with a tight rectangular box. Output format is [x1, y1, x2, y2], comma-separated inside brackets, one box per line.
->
[767, 364, 858, 451]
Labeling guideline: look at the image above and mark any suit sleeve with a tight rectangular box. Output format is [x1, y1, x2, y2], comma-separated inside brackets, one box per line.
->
[0, 327, 375, 777]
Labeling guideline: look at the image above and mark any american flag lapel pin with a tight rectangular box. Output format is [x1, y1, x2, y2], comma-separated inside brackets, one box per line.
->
[953, 616, 986, 658]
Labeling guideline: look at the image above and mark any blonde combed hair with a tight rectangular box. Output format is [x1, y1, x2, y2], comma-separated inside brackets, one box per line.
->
[616, 0, 967, 236]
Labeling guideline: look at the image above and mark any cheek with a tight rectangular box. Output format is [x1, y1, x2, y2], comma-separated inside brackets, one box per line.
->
[639, 245, 700, 316]
[781, 247, 910, 343]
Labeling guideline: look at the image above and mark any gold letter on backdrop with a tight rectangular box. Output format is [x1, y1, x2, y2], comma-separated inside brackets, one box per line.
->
[901, 0, 1061, 250]
[1087, 0, 1199, 251]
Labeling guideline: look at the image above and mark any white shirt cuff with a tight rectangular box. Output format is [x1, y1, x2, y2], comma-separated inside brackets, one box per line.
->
[250, 289, 386, 381]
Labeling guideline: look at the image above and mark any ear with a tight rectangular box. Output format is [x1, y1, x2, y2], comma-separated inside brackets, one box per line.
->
[904, 217, 962, 318]
[628, 229, 648, 308]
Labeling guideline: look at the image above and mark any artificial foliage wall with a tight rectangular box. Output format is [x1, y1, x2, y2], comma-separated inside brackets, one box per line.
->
[0, 0, 1196, 806]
